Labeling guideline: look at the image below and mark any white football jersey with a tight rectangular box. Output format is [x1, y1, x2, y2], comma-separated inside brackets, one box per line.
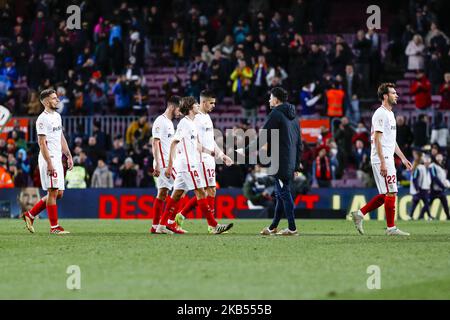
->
[152, 114, 175, 168]
[194, 111, 215, 162]
[370, 106, 397, 164]
[173, 116, 201, 172]
[36, 110, 63, 157]
[429, 163, 447, 191]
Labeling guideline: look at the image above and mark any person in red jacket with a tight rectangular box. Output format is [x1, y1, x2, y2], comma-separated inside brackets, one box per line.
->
[410, 69, 432, 110]
[439, 72, 450, 110]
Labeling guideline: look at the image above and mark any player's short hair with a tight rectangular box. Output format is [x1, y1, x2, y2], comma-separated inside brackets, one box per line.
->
[270, 87, 288, 103]
[179, 96, 197, 115]
[39, 88, 56, 103]
[200, 89, 215, 99]
[377, 83, 396, 101]
[167, 95, 181, 107]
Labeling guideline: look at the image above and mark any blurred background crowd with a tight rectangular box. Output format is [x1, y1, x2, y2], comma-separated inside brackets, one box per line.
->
[0, 0, 449, 203]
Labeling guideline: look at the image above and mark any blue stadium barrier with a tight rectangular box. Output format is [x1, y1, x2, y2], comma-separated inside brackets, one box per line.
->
[1, 188, 448, 220]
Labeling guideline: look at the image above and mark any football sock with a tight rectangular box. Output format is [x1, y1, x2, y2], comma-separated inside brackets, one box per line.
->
[360, 194, 386, 215]
[384, 195, 396, 228]
[47, 204, 59, 228]
[179, 197, 198, 217]
[198, 198, 217, 227]
[160, 197, 178, 226]
[152, 198, 164, 227]
[207, 196, 215, 216]
[29, 199, 46, 217]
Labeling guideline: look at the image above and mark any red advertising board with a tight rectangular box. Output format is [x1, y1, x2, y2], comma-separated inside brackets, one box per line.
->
[0, 118, 29, 141]
[299, 119, 330, 143]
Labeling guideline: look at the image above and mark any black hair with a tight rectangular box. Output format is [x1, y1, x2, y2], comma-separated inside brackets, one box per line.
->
[270, 87, 288, 103]
[39, 88, 56, 103]
[167, 95, 181, 107]
[200, 89, 215, 99]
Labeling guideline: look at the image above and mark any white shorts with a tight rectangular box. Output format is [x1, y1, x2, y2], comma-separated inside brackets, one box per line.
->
[173, 168, 206, 191]
[372, 161, 398, 194]
[200, 157, 216, 188]
[156, 167, 176, 190]
[39, 156, 65, 191]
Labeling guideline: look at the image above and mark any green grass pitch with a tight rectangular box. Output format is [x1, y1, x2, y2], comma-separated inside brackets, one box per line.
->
[0, 219, 449, 299]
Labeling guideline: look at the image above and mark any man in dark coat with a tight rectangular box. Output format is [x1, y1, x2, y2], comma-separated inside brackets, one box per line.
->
[239, 87, 303, 235]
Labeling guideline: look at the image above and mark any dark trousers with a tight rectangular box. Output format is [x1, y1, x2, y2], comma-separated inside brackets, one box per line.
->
[269, 178, 296, 231]
[430, 190, 450, 219]
[410, 191, 431, 219]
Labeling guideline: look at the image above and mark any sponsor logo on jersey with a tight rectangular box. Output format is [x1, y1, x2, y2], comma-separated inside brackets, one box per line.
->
[52, 125, 62, 132]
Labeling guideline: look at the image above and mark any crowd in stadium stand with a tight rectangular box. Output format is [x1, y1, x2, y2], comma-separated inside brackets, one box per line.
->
[0, 0, 449, 190]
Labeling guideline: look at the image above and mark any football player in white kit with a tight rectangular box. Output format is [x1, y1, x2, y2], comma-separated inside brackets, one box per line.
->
[174, 90, 233, 233]
[351, 83, 413, 236]
[23, 89, 73, 234]
[150, 96, 182, 233]
[157, 96, 233, 234]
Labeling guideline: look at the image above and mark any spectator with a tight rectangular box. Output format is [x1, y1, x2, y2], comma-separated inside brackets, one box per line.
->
[430, 112, 448, 148]
[65, 156, 88, 189]
[112, 75, 131, 113]
[396, 115, 413, 157]
[91, 159, 114, 188]
[405, 34, 426, 71]
[439, 72, 450, 110]
[351, 122, 369, 147]
[243, 165, 275, 214]
[412, 114, 429, 148]
[427, 51, 444, 94]
[353, 30, 371, 94]
[306, 43, 327, 82]
[410, 69, 432, 110]
[315, 147, 332, 187]
[0, 57, 18, 83]
[425, 22, 449, 52]
[326, 81, 345, 118]
[344, 64, 362, 124]
[129, 31, 145, 74]
[300, 81, 321, 117]
[266, 65, 288, 87]
[26, 90, 41, 115]
[334, 117, 354, 170]
[252, 55, 268, 105]
[213, 35, 234, 60]
[162, 75, 184, 101]
[230, 59, 253, 104]
[353, 139, 370, 169]
[172, 29, 187, 68]
[120, 157, 137, 187]
[0, 162, 14, 188]
[125, 115, 151, 149]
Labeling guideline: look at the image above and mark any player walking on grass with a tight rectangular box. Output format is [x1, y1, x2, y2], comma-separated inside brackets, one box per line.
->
[150, 95, 181, 233]
[157, 96, 233, 234]
[351, 83, 413, 236]
[23, 89, 73, 234]
[174, 90, 233, 233]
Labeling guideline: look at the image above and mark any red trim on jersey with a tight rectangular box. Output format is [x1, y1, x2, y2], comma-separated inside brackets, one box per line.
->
[189, 170, 198, 189]
[171, 168, 176, 180]
[182, 138, 191, 172]
[158, 140, 166, 168]
[202, 162, 209, 187]
[384, 176, 390, 193]
[50, 173, 54, 189]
